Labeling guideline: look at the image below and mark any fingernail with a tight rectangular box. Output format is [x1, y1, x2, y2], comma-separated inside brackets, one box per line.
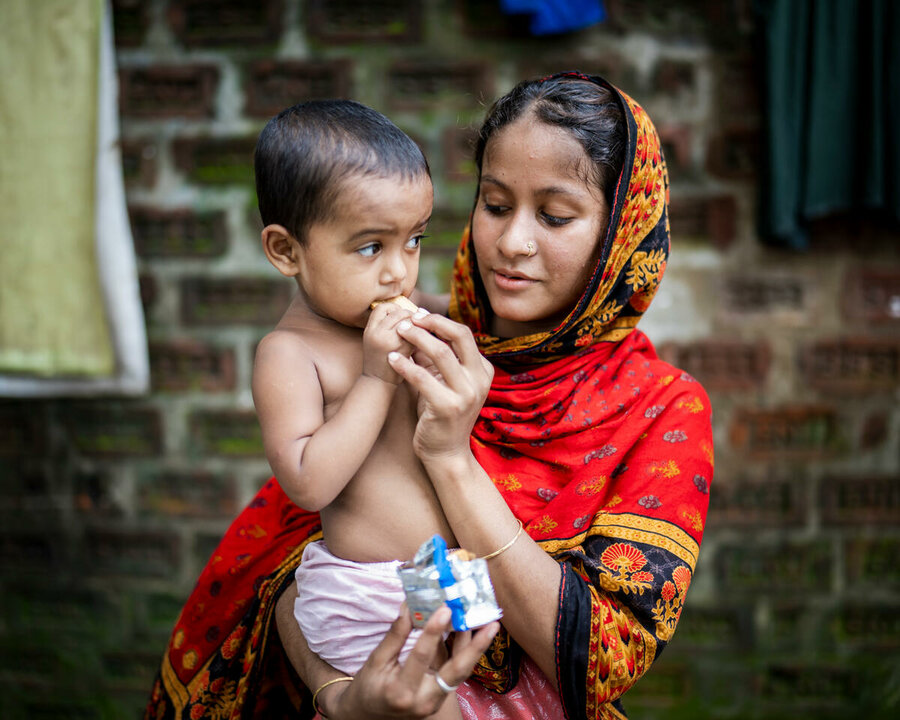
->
[397, 320, 412, 331]
[388, 351, 401, 362]
[413, 308, 429, 318]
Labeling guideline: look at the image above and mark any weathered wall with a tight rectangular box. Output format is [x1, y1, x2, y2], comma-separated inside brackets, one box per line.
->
[1, 0, 898, 717]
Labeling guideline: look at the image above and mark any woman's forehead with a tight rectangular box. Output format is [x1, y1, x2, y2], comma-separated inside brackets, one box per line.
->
[482, 117, 597, 197]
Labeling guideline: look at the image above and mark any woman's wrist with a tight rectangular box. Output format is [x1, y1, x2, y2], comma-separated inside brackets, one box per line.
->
[419, 446, 481, 483]
[315, 675, 353, 719]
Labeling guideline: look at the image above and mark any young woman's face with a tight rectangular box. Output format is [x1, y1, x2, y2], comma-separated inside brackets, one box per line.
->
[296, 173, 432, 328]
[472, 114, 610, 338]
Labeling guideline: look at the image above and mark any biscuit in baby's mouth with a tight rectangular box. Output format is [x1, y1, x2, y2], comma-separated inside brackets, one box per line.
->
[370, 296, 419, 312]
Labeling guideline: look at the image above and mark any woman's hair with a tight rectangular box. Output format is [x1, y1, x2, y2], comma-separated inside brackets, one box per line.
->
[474, 75, 626, 206]
[255, 99, 430, 244]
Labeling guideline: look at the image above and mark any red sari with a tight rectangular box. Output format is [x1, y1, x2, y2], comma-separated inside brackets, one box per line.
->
[144, 74, 713, 720]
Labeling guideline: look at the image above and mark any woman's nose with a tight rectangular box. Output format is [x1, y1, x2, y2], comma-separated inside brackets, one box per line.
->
[495, 210, 533, 258]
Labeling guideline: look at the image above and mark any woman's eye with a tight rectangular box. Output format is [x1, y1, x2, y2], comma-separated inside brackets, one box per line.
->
[406, 234, 427, 250]
[356, 243, 380, 257]
[482, 202, 508, 215]
[541, 211, 573, 227]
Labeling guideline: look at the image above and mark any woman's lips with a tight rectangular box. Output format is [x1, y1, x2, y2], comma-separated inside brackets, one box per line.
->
[492, 268, 536, 291]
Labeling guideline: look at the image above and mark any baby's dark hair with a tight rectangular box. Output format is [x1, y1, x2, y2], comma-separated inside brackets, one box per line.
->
[255, 99, 430, 243]
[475, 74, 626, 207]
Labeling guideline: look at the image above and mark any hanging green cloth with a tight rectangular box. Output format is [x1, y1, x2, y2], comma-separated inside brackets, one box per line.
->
[0, 0, 114, 376]
[759, 0, 900, 248]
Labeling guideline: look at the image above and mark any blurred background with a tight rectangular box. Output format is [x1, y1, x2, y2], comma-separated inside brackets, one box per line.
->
[1, 0, 898, 717]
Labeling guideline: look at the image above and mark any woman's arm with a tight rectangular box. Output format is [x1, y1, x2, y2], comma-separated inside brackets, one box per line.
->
[389, 314, 563, 686]
[276, 582, 500, 719]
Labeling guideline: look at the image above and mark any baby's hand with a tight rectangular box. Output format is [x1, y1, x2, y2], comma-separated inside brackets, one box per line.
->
[363, 302, 425, 384]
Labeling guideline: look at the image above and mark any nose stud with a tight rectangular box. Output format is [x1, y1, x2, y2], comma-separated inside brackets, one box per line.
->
[525, 241, 536, 257]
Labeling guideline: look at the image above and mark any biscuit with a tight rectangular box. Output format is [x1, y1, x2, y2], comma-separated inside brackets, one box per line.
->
[370, 295, 419, 312]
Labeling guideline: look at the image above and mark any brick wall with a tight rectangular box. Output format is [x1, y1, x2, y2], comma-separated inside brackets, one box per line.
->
[1, 0, 898, 717]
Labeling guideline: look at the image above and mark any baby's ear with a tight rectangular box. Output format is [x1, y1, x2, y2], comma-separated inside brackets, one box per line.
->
[261, 224, 301, 277]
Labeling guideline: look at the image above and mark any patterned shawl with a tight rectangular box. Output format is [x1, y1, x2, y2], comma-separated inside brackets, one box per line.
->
[450, 73, 713, 719]
[144, 73, 713, 720]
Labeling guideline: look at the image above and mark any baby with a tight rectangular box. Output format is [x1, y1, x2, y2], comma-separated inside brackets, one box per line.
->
[252, 99, 460, 718]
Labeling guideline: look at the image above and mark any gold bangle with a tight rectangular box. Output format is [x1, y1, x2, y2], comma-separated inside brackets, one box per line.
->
[312, 675, 353, 718]
[479, 519, 524, 561]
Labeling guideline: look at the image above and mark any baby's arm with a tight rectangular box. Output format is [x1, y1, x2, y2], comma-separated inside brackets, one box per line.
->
[252, 307, 412, 511]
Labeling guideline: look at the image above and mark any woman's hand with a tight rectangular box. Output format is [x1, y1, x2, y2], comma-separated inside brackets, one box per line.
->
[389, 313, 493, 464]
[275, 584, 498, 719]
[330, 607, 498, 719]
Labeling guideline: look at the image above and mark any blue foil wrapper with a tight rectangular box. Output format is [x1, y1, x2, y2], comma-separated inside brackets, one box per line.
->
[397, 535, 503, 631]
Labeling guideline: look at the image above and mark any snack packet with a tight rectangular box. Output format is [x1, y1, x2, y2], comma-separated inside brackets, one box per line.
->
[397, 535, 503, 632]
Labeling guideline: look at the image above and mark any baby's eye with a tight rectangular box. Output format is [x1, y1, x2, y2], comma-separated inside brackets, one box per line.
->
[406, 234, 426, 250]
[541, 211, 573, 227]
[356, 243, 380, 257]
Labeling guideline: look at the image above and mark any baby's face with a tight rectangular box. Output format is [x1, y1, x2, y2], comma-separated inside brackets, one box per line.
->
[295, 172, 433, 328]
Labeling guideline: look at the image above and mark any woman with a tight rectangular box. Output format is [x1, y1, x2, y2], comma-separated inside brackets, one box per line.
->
[144, 72, 713, 720]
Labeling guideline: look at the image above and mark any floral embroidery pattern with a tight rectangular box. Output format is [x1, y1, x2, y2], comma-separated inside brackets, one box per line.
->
[599, 542, 654, 594]
[584, 444, 617, 463]
[650, 460, 680, 479]
[693, 474, 709, 494]
[677, 396, 705, 414]
[638, 495, 662, 509]
[645, 405, 665, 418]
[576, 476, 608, 496]
[652, 565, 692, 640]
[663, 430, 687, 443]
[495, 474, 522, 492]
[529, 515, 559, 535]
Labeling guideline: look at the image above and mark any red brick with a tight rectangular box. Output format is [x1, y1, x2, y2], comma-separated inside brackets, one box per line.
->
[820, 475, 900, 526]
[442, 126, 478, 183]
[658, 340, 770, 391]
[833, 604, 900, 649]
[707, 476, 803, 528]
[180, 276, 291, 326]
[112, 0, 150, 48]
[842, 268, 900, 325]
[657, 124, 693, 180]
[172, 136, 257, 186]
[149, 340, 236, 392]
[799, 338, 900, 393]
[0, 402, 47, 458]
[130, 207, 228, 259]
[168, 0, 283, 47]
[761, 664, 860, 707]
[245, 60, 353, 118]
[120, 139, 158, 189]
[724, 275, 806, 314]
[73, 469, 126, 516]
[706, 123, 758, 179]
[714, 54, 760, 120]
[459, 0, 531, 38]
[85, 529, 180, 577]
[188, 409, 265, 457]
[668, 194, 736, 247]
[652, 59, 696, 96]
[716, 541, 832, 594]
[62, 404, 163, 458]
[387, 61, 492, 110]
[305, 0, 423, 43]
[729, 406, 839, 459]
[860, 412, 889, 449]
[139, 273, 159, 317]
[118, 65, 219, 119]
[137, 469, 238, 518]
[845, 537, 900, 588]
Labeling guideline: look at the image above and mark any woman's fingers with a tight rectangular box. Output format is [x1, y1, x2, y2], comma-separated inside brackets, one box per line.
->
[411, 312, 486, 372]
[397, 606, 452, 686]
[396, 320, 471, 391]
[367, 603, 414, 669]
[440, 622, 500, 685]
